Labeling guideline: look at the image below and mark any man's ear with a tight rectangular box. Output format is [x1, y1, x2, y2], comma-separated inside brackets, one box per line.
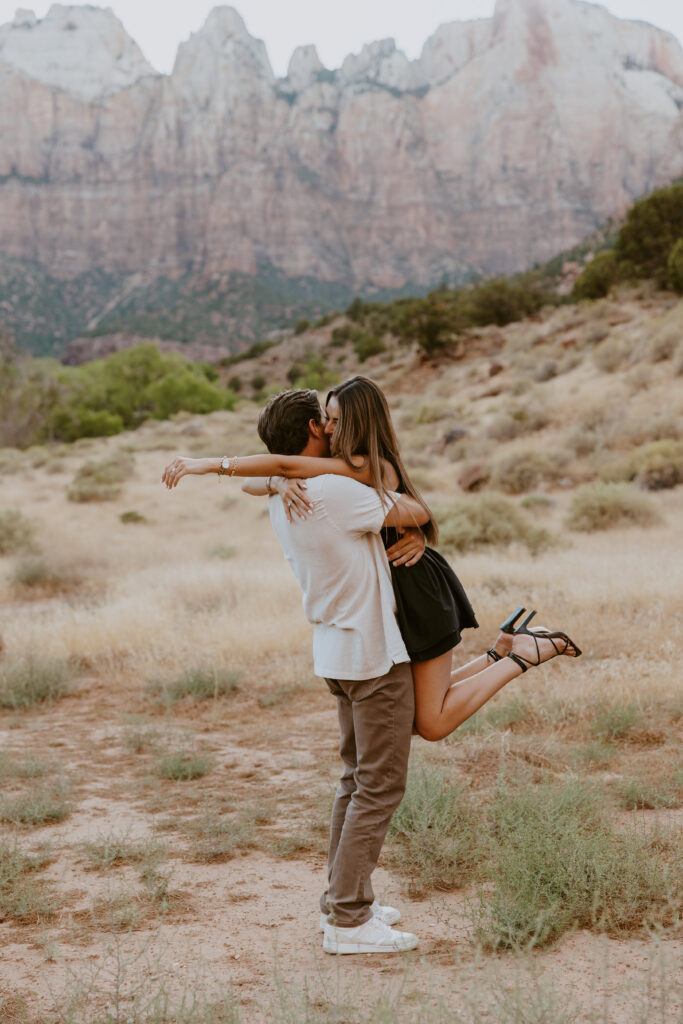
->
[309, 418, 324, 439]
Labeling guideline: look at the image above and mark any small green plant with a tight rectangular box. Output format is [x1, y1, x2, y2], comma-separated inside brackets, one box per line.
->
[566, 482, 659, 532]
[491, 450, 561, 494]
[617, 775, 683, 810]
[590, 701, 642, 740]
[82, 831, 166, 870]
[353, 331, 386, 362]
[272, 831, 315, 858]
[471, 775, 681, 949]
[573, 740, 618, 767]
[0, 656, 73, 709]
[389, 765, 482, 895]
[0, 839, 53, 923]
[120, 509, 147, 523]
[10, 556, 77, 591]
[438, 493, 552, 555]
[0, 779, 71, 825]
[157, 750, 211, 781]
[207, 544, 236, 560]
[188, 801, 275, 862]
[68, 449, 135, 502]
[149, 666, 240, 704]
[0, 508, 36, 555]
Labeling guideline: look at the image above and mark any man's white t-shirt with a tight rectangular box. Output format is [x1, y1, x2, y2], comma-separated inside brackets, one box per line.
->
[269, 474, 410, 681]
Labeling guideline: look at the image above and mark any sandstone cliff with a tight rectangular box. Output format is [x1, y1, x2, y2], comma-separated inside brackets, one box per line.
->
[1, 0, 682, 351]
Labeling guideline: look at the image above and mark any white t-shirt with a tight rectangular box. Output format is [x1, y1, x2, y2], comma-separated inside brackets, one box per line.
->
[269, 474, 409, 681]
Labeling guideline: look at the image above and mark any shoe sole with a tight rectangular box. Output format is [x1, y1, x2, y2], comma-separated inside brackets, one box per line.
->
[319, 911, 401, 932]
[323, 938, 418, 954]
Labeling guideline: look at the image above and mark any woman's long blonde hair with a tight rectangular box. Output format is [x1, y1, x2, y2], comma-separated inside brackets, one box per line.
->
[326, 376, 437, 544]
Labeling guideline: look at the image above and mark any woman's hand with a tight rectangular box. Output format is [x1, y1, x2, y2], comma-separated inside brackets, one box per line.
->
[386, 527, 426, 567]
[161, 456, 213, 489]
[275, 478, 312, 523]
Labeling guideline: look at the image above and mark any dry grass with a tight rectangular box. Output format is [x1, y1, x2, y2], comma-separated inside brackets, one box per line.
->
[0, 296, 682, 1022]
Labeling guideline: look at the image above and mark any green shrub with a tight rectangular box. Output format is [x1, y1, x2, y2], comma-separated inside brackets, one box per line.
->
[67, 449, 135, 502]
[466, 275, 548, 327]
[491, 450, 561, 494]
[0, 779, 71, 825]
[0, 508, 35, 555]
[120, 509, 147, 524]
[0, 839, 53, 923]
[627, 440, 683, 490]
[293, 318, 310, 335]
[389, 765, 482, 895]
[286, 363, 303, 384]
[590, 701, 641, 740]
[617, 777, 683, 810]
[667, 238, 683, 293]
[438, 493, 552, 554]
[0, 657, 72, 709]
[353, 331, 386, 362]
[228, 374, 242, 392]
[566, 482, 659, 531]
[149, 666, 240, 704]
[472, 776, 681, 949]
[10, 556, 77, 591]
[157, 750, 211, 781]
[573, 251, 619, 300]
[250, 374, 266, 392]
[614, 182, 683, 285]
[330, 325, 351, 347]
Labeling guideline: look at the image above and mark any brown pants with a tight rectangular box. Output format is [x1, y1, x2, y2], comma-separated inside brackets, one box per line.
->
[320, 662, 414, 928]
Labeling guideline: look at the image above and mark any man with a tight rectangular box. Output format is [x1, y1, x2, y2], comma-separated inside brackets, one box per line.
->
[161, 388, 427, 954]
[252, 389, 426, 954]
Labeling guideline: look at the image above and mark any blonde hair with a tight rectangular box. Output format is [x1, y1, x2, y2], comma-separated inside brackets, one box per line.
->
[326, 376, 437, 544]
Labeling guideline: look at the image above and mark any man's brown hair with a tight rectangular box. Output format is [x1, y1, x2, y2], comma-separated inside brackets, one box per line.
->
[257, 389, 322, 455]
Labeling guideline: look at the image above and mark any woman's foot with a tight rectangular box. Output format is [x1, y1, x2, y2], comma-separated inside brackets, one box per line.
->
[489, 630, 514, 660]
[510, 627, 580, 670]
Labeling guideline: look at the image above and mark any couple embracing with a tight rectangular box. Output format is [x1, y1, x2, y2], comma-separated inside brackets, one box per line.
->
[162, 376, 580, 955]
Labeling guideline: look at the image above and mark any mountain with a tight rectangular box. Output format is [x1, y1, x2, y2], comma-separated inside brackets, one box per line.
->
[1, 0, 683, 354]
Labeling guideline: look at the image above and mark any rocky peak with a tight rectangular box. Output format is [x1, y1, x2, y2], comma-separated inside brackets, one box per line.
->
[416, 18, 492, 87]
[172, 5, 273, 84]
[0, 4, 157, 100]
[285, 45, 324, 92]
[339, 38, 418, 92]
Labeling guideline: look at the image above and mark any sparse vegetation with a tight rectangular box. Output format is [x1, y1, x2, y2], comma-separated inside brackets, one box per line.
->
[566, 482, 659, 531]
[0, 778, 71, 825]
[0, 507, 35, 555]
[0, 839, 53, 923]
[491, 450, 561, 494]
[438, 493, 552, 554]
[0, 656, 73, 709]
[67, 449, 135, 502]
[148, 666, 240, 705]
[157, 750, 211, 781]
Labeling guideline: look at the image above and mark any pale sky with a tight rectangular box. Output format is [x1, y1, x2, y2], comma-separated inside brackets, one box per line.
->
[0, 0, 681, 77]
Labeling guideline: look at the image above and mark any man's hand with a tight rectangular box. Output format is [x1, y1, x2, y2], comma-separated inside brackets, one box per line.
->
[385, 527, 426, 567]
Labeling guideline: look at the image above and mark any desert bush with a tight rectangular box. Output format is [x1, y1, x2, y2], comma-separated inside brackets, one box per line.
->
[157, 750, 211, 781]
[471, 776, 681, 949]
[0, 780, 71, 825]
[573, 251, 619, 300]
[0, 657, 73, 709]
[0, 508, 36, 555]
[592, 335, 628, 373]
[120, 509, 147, 523]
[632, 440, 683, 490]
[566, 482, 659, 531]
[491, 450, 561, 494]
[617, 777, 683, 811]
[10, 555, 78, 592]
[466, 275, 549, 327]
[0, 839, 53, 923]
[389, 765, 482, 895]
[648, 328, 679, 363]
[149, 666, 240, 704]
[486, 405, 550, 441]
[667, 238, 683, 293]
[250, 373, 266, 393]
[82, 832, 165, 870]
[293, 318, 310, 335]
[438, 493, 552, 554]
[590, 701, 642, 740]
[67, 449, 135, 502]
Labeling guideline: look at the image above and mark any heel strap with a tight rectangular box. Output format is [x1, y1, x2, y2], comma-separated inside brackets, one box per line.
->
[507, 652, 530, 673]
[487, 648, 502, 663]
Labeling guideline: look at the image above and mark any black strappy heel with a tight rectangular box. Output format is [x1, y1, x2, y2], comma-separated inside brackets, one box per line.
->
[486, 607, 537, 663]
[505, 611, 582, 673]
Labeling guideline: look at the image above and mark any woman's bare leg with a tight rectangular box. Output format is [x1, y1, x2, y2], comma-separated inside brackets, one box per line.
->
[413, 630, 577, 742]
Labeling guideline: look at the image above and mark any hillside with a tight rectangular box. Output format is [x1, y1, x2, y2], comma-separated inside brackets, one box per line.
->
[2, 0, 683, 353]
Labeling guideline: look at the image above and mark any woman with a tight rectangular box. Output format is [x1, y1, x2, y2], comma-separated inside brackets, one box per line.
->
[161, 378, 581, 740]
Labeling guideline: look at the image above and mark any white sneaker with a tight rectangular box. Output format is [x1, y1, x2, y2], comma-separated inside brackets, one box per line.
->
[323, 915, 418, 954]
[318, 900, 401, 933]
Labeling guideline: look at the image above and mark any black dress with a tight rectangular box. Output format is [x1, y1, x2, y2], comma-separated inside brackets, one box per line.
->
[382, 526, 479, 662]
